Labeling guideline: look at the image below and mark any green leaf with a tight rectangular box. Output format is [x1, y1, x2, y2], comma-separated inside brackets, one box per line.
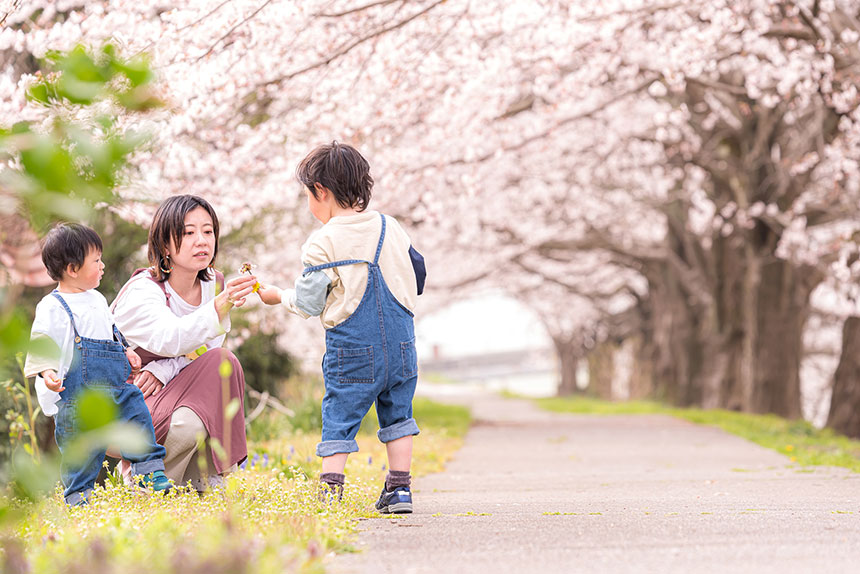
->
[116, 88, 164, 111]
[18, 134, 76, 192]
[10, 449, 61, 501]
[0, 504, 24, 527]
[10, 121, 31, 134]
[0, 310, 33, 356]
[28, 335, 61, 365]
[63, 421, 149, 465]
[113, 56, 154, 88]
[76, 387, 118, 432]
[57, 76, 104, 105]
[219, 358, 234, 379]
[26, 82, 50, 105]
[225, 398, 241, 421]
[60, 44, 109, 84]
[209, 437, 227, 461]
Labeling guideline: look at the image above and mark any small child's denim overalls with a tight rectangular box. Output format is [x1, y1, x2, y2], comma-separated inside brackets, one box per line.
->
[52, 292, 166, 505]
[306, 214, 421, 457]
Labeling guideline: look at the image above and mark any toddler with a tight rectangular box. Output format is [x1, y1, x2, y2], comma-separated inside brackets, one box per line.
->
[258, 142, 426, 513]
[24, 223, 171, 505]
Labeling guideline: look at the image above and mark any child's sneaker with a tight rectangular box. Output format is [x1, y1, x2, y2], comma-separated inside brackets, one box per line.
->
[138, 470, 172, 494]
[375, 486, 412, 514]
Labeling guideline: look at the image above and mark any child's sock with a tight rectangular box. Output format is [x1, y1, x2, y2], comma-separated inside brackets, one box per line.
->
[385, 470, 411, 491]
[319, 472, 345, 499]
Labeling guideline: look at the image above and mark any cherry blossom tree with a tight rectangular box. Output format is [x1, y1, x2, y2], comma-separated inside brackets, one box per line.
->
[4, 1, 860, 427]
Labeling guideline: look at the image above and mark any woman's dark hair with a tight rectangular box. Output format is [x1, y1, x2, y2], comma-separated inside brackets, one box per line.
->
[296, 141, 373, 211]
[148, 195, 220, 282]
[41, 223, 103, 281]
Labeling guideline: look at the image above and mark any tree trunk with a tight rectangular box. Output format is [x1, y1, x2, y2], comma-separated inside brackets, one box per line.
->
[626, 336, 655, 399]
[587, 342, 615, 400]
[749, 260, 818, 418]
[827, 316, 860, 438]
[644, 224, 819, 416]
[553, 337, 581, 396]
[643, 262, 718, 407]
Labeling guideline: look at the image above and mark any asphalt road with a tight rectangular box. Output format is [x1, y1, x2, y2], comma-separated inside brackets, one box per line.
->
[329, 387, 860, 574]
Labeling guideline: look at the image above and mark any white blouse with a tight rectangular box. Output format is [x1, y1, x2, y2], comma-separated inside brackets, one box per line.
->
[111, 270, 230, 385]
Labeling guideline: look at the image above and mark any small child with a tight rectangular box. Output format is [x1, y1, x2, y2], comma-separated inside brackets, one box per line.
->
[24, 223, 171, 505]
[258, 141, 426, 513]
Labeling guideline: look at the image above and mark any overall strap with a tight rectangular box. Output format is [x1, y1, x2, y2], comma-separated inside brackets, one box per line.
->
[303, 259, 368, 276]
[51, 291, 81, 339]
[373, 214, 387, 265]
[113, 325, 129, 349]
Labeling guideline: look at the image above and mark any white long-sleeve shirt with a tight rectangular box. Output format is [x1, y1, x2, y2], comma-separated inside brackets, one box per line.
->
[111, 270, 230, 384]
[24, 289, 116, 416]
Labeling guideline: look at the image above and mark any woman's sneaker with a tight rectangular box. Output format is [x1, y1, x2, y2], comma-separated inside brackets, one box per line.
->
[375, 486, 412, 514]
[138, 470, 172, 494]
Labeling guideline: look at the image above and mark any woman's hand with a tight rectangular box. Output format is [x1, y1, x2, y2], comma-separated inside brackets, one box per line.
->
[214, 275, 259, 320]
[134, 370, 165, 399]
[256, 284, 283, 305]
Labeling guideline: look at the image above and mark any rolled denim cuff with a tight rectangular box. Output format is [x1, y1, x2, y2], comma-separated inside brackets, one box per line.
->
[377, 418, 420, 443]
[130, 459, 165, 476]
[316, 439, 359, 457]
[65, 488, 93, 506]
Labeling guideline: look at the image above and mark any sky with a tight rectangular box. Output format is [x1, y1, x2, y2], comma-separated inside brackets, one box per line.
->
[415, 292, 552, 360]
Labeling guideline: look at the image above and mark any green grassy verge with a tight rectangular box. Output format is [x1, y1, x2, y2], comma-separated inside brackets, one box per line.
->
[1, 397, 471, 573]
[537, 396, 860, 472]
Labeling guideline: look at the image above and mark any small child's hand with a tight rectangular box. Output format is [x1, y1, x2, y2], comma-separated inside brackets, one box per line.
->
[126, 348, 142, 378]
[40, 369, 65, 393]
[256, 284, 283, 306]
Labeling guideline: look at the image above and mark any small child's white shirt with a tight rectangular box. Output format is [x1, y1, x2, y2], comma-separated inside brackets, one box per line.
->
[23, 290, 115, 416]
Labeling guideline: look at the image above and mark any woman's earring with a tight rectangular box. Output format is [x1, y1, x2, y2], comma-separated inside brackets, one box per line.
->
[160, 254, 173, 274]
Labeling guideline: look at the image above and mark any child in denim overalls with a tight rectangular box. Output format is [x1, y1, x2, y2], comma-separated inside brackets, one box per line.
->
[258, 142, 426, 513]
[24, 223, 171, 505]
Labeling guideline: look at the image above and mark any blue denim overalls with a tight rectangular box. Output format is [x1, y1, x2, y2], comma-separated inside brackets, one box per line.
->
[52, 292, 166, 505]
[307, 214, 421, 457]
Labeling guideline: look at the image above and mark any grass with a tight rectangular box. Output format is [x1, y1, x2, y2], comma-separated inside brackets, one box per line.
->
[537, 396, 860, 472]
[0, 396, 472, 573]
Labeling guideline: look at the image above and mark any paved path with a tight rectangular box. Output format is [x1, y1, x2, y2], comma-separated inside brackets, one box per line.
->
[329, 386, 860, 574]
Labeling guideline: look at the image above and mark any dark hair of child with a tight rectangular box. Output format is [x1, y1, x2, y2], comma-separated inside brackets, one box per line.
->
[41, 223, 103, 282]
[147, 194, 220, 282]
[296, 141, 373, 212]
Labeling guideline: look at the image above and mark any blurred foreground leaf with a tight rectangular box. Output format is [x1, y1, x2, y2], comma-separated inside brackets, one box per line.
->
[76, 388, 118, 432]
[63, 421, 148, 464]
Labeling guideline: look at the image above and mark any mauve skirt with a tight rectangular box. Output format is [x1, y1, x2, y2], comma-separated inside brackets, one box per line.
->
[144, 348, 247, 474]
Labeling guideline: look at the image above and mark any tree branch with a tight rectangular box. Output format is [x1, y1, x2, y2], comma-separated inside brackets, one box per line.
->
[316, 0, 403, 18]
[0, 0, 21, 27]
[179, 0, 233, 32]
[263, 0, 447, 87]
[578, 1, 691, 23]
[404, 76, 657, 175]
[196, 0, 275, 62]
